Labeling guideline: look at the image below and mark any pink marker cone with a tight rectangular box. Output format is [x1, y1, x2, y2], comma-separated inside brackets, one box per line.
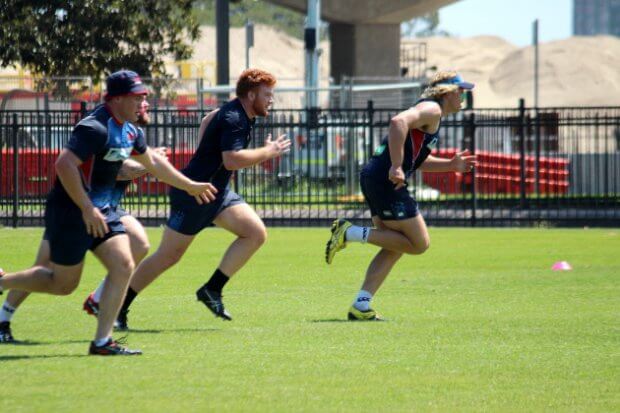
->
[552, 261, 572, 271]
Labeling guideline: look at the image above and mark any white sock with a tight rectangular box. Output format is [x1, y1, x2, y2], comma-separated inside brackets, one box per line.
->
[94, 336, 111, 347]
[345, 226, 370, 243]
[0, 302, 16, 322]
[92, 279, 106, 303]
[353, 290, 373, 311]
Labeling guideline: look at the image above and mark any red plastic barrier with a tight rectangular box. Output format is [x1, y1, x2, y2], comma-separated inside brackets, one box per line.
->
[421, 148, 570, 195]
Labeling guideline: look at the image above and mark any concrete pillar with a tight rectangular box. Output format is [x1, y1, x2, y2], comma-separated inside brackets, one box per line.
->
[329, 23, 401, 83]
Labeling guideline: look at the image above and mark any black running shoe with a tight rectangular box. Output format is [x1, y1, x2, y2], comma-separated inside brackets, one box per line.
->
[88, 338, 142, 356]
[0, 321, 15, 343]
[114, 309, 129, 331]
[196, 287, 232, 320]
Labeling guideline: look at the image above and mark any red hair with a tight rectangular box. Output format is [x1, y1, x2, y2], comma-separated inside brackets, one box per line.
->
[235, 69, 277, 98]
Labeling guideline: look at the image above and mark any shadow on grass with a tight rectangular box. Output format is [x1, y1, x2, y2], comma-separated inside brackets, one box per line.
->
[124, 327, 221, 334]
[0, 339, 47, 346]
[310, 318, 388, 323]
[0, 354, 89, 361]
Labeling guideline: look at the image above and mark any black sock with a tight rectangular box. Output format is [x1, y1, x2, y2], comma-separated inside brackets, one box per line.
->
[203, 269, 229, 293]
[120, 287, 138, 313]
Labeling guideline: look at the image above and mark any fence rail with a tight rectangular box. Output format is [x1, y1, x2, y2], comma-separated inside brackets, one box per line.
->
[1, 101, 619, 227]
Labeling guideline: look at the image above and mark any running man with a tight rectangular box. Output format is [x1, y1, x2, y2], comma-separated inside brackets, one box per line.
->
[0, 100, 163, 342]
[114, 68, 290, 327]
[325, 70, 477, 321]
[0, 70, 217, 355]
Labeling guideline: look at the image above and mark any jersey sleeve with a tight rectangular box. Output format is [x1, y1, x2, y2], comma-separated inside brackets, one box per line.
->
[220, 109, 248, 152]
[131, 127, 148, 155]
[65, 124, 107, 161]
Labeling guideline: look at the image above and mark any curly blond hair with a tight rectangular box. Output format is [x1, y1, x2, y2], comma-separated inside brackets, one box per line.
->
[421, 70, 459, 99]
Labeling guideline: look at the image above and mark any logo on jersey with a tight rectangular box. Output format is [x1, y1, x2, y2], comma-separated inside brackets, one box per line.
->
[104, 119, 138, 162]
[374, 144, 386, 156]
[426, 136, 438, 151]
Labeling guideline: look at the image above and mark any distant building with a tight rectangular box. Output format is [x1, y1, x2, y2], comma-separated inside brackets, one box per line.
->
[574, 0, 620, 36]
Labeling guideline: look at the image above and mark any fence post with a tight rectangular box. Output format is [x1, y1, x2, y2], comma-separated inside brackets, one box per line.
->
[12, 113, 19, 228]
[534, 107, 541, 196]
[518, 98, 527, 209]
[80, 101, 87, 119]
[467, 112, 477, 227]
[366, 100, 374, 161]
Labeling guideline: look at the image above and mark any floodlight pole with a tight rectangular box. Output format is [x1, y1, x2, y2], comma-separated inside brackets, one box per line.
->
[304, 0, 321, 108]
[245, 20, 254, 69]
[216, 0, 230, 104]
[533, 19, 539, 108]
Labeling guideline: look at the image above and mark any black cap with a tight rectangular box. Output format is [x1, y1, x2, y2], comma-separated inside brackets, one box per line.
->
[105, 70, 148, 98]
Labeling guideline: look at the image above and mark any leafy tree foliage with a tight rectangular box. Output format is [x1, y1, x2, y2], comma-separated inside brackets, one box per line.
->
[402, 11, 450, 38]
[193, 0, 305, 39]
[0, 1, 200, 79]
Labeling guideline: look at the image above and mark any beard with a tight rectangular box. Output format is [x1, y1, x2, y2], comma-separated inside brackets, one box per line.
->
[137, 112, 150, 126]
[252, 100, 269, 117]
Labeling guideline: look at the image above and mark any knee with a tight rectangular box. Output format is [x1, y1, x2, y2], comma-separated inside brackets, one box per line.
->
[248, 226, 267, 248]
[405, 239, 430, 255]
[109, 257, 135, 280]
[54, 278, 80, 296]
[134, 240, 150, 262]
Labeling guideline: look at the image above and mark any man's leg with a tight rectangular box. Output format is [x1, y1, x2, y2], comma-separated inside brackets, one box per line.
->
[348, 215, 430, 320]
[1, 239, 51, 342]
[91, 234, 134, 341]
[196, 203, 267, 320]
[109, 225, 194, 330]
[129, 226, 194, 292]
[86, 215, 150, 316]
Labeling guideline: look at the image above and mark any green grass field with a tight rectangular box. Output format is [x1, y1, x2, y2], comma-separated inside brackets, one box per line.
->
[0, 227, 618, 412]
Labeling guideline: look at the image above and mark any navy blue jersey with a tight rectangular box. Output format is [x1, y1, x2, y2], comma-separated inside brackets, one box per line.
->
[181, 98, 254, 191]
[110, 180, 131, 208]
[52, 104, 147, 208]
[363, 99, 441, 181]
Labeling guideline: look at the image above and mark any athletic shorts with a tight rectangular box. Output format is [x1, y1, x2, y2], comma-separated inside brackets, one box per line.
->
[115, 206, 130, 218]
[359, 173, 419, 221]
[44, 198, 126, 266]
[167, 188, 245, 236]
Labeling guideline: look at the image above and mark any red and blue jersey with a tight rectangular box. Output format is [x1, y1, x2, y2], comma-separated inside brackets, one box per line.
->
[362, 99, 440, 181]
[51, 104, 147, 209]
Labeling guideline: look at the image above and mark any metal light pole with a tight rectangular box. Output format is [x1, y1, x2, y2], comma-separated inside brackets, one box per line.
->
[304, 0, 321, 108]
[216, 0, 230, 103]
[245, 20, 254, 69]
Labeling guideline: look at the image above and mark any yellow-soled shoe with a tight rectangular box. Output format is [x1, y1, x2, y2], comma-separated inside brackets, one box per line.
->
[325, 219, 352, 264]
[347, 305, 383, 321]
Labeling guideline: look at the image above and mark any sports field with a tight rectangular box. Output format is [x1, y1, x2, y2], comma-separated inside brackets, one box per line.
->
[1, 227, 618, 412]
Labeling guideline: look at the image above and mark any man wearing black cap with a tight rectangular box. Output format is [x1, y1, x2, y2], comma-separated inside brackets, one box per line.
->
[0, 70, 217, 355]
[325, 70, 478, 321]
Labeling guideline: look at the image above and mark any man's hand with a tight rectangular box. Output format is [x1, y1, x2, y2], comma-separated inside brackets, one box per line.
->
[82, 205, 108, 238]
[451, 150, 478, 173]
[153, 146, 168, 160]
[185, 182, 218, 205]
[389, 165, 407, 190]
[264, 134, 291, 158]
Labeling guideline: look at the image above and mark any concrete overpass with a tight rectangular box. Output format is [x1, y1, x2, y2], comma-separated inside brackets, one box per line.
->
[267, 0, 460, 82]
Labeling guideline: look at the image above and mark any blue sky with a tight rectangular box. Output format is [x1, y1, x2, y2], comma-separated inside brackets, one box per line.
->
[434, 0, 573, 46]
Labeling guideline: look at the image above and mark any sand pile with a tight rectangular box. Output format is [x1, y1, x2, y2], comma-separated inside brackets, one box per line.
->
[405, 34, 620, 107]
[184, 24, 330, 85]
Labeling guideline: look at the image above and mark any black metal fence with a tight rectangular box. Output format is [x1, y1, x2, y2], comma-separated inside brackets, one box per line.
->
[1, 101, 619, 227]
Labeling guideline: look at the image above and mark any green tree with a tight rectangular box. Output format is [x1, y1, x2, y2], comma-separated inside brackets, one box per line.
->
[401, 11, 450, 38]
[0, 0, 200, 79]
[193, 0, 306, 39]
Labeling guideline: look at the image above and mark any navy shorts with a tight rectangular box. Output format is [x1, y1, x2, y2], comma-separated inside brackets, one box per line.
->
[360, 173, 419, 221]
[44, 199, 126, 266]
[167, 188, 245, 236]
